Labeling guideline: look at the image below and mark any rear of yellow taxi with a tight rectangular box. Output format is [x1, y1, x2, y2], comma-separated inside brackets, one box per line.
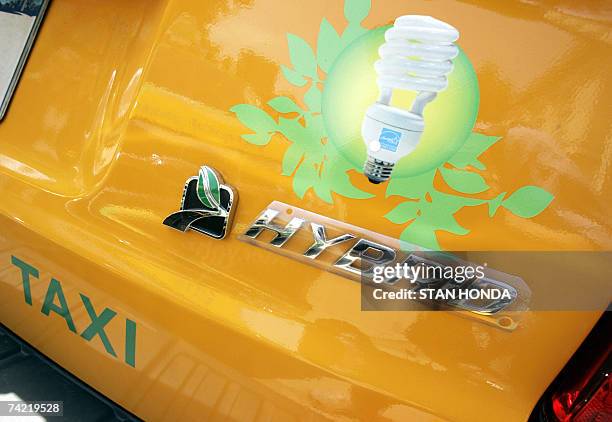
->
[0, 1, 610, 421]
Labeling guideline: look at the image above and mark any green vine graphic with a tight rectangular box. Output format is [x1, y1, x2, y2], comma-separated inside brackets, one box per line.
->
[385, 133, 554, 249]
[230, 0, 554, 250]
[230, 0, 373, 204]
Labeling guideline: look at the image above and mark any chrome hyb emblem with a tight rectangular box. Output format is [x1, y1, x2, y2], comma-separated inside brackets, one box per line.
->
[163, 166, 236, 239]
[240, 202, 524, 328]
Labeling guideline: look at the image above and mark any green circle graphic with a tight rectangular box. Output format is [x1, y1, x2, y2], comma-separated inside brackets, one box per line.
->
[322, 26, 480, 178]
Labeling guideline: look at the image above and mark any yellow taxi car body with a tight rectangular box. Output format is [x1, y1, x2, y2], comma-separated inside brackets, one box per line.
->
[0, 1, 610, 421]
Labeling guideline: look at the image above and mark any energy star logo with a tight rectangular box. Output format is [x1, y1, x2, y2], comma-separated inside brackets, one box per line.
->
[163, 166, 236, 240]
[378, 128, 401, 152]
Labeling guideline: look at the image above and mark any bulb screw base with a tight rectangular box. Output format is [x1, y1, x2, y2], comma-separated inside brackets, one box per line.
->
[364, 156, 394, 184]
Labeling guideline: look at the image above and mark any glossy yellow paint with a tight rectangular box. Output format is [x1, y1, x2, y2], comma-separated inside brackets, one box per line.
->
[0, 1, 610, 421]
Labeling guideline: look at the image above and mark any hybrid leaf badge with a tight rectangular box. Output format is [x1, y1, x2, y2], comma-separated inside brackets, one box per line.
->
[163, 166, 236, 239]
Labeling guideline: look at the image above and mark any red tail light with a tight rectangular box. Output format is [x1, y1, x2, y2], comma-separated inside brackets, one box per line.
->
[552, 366, 610, 421]
[531, 312, 611, 422]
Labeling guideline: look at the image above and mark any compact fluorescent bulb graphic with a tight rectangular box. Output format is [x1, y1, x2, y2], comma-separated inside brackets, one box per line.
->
[362, 15, 459, 183]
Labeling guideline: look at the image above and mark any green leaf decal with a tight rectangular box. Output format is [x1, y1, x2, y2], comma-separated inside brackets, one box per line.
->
[286, 34, 318, 79]
[293, 164, 317, 199]
[420, 209, 470, 236]
[344, 0, 371, 24]
[430, 190, 486, 211]
[440, 167, 489, 194]
[278, 117, 306, 145]
[281, 65, 308, 87]
[316, 18, 342, 73]
[386, 170, 436, 199]
[341, 23, 368, 48]
[230, 104, 276, 137]
[314, 180, 334, 204]
[268, 96, 302, 114]
[390, 191, 485, 248]
[304, 113, 326, 140]
[241, 133, 272, 145]
[488, 192, 506, 217]
[304, 86, 322, 112]
[448, 133, 500, 170]
[229, 0, 556, 252]
[328, 172, 373, 199]
[385, 201, 420, 224]
[502, 186, 554, 218]
[197, 167, 221, 210]
[323, 152, 373, 200]
[230, 1, 375, 205]
[421, 192, 481, 234]
[282, 143, 304, 176]
[400, 220, 441, 251]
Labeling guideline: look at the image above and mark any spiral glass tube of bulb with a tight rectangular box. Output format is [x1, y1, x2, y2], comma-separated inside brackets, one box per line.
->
[362, 15, 459, 183]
